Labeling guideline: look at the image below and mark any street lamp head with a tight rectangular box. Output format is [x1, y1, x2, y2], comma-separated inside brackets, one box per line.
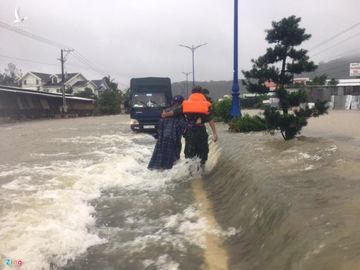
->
[193, 43, 208, 50]
[178, 44, 192, 50]
[179, 43, 208, 88]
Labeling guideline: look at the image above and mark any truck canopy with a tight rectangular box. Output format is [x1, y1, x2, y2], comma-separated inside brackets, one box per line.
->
[130, 77, 171, 91]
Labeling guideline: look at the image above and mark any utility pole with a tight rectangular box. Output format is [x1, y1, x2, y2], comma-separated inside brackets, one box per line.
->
[179, 43, 207, 87]
[230, 0, 241, 118]
[182, 72, 192, 97]
[59, 48, 74, 115]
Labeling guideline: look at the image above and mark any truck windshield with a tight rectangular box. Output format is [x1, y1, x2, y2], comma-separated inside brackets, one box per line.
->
[132, 92, 167, 108]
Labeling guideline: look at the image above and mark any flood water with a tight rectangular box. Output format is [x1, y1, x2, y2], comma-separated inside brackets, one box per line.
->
[1, 112, 360, 270]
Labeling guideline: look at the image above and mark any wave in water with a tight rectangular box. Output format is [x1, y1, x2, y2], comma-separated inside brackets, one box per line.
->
[205, 132, 360, 270]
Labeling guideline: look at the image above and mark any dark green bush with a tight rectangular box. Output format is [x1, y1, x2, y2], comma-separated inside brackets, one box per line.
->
[96, 90, 122, 115]
[263, 101, 328, 140]
[213, 96, 266, 123]
[229, 114, 267, 132]
[213, 98, 232, 123]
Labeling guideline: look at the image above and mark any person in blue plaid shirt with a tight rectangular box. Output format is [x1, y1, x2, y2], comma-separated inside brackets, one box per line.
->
[148, 95, 186, 170]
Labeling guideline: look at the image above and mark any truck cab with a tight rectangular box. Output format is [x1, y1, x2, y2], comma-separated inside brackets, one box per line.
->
[129, 77, 172, 134]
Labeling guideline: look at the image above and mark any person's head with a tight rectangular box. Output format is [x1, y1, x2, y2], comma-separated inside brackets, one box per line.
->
[202, 88, 210, 96]
[192, 86, 203, 94]
[171, 95, 184, 105]
[202, 88, 212, 101]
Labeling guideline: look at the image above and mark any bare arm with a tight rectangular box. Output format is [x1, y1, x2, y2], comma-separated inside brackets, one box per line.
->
[161, 111, 174, 118]
[208, 119, 218, 142]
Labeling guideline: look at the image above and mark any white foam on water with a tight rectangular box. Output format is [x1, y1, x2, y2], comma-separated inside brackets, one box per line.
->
[108, 199, 209, 248]
[141, 255, 179, 270]
[154, 255, 179, 270]
[31, 152, 71, 158]
[0, 131, 197, 270]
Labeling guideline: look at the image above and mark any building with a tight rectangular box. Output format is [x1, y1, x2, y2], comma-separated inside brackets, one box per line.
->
[293, 77, 310, 85]
[305, 78, 360, 110]
[91, 79, 111, 96]
[264, 80, 277, 91]
[335, 79, 360, 95]
[20, 72, 107, 96]
[72, 80, 98, 95]
[0, 85, 95, 119]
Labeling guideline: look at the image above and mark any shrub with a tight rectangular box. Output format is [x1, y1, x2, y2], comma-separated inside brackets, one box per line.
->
[229, 114, 267, 132]
[96, 90, 122, 115]
[213, 98, 232, 123]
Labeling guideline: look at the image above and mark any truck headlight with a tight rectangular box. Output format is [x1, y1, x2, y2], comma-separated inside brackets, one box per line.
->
[130, 119, 139, 125]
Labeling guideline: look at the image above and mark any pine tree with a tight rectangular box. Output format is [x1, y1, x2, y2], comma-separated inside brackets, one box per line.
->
[242, 15, 328, 140]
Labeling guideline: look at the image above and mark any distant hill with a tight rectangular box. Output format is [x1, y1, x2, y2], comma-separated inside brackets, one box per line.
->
[301, 55, 360, 79]
[171, 55, 360, 99]
[171, 80, 248, 100]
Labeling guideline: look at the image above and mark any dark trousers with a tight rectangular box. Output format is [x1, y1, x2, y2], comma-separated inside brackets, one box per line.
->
[184, 126, 209, 164]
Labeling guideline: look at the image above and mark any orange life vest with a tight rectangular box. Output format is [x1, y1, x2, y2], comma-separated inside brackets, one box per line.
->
[182, 93, 211, 115]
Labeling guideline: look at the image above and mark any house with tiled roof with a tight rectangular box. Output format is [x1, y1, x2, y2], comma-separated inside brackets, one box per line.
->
[72, 80, 98, 95]
[91, 78, 110, 95]
[20, 72, 101, 96]
[21, 72, 51, 90]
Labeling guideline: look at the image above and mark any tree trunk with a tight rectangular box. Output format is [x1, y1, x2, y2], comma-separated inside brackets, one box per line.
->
[280, 55, 288, 115]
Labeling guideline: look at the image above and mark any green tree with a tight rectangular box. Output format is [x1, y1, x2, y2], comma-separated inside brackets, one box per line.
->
[97, 90, 122, 114]
[328, 78, 339, 86]
[0, 63, 22, 86]
[214, 98, 232, 123]
[122, 88, 131, 114]
[242, 15, 328, 140]
[65, 86, 73, 94]
[96, 76, 122, 114]
[74, 87, 96, 99]
[308, 74, 328, 85]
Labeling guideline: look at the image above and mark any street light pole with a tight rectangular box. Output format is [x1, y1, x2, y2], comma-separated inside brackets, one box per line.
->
[182, 71, 192, 97]
[179, 43, 207, 87]
[230, 0, 241, 118]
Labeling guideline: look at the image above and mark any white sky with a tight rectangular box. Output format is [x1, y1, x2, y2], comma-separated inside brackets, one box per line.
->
[1, 0, 360, 88]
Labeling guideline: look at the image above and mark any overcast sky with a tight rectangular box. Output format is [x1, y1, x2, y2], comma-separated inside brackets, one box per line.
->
[1, 0, 360, 88]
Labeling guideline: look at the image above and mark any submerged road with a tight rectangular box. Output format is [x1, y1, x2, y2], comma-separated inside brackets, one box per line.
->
[0, 115, 230, 270]
[1, 111, 360, 270]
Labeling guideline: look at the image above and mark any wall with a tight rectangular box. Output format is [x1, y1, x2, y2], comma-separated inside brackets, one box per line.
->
[0, 87, 95, 120]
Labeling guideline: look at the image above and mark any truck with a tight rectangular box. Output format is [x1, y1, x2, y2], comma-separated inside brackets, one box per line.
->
[129, 77, 172, 134]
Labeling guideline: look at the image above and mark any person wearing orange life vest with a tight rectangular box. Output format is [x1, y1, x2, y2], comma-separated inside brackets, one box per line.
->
[161, 86, 218, 165]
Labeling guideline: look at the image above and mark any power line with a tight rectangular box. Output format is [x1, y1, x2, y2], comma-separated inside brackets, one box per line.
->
[71, 51, 130, 86]
[309, 21, 360, 51]
[0, 20, 71, 49]
[71, 51, 108, 77]
[0, 53, 111, 76]
[0, 53, 59, 67]
[0, 19, 129, 86]
[310, 31, 360, 58]
[0, 21, 106, 76]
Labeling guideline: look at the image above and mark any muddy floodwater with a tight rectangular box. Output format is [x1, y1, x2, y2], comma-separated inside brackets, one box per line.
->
[0, 111, 359, 270]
